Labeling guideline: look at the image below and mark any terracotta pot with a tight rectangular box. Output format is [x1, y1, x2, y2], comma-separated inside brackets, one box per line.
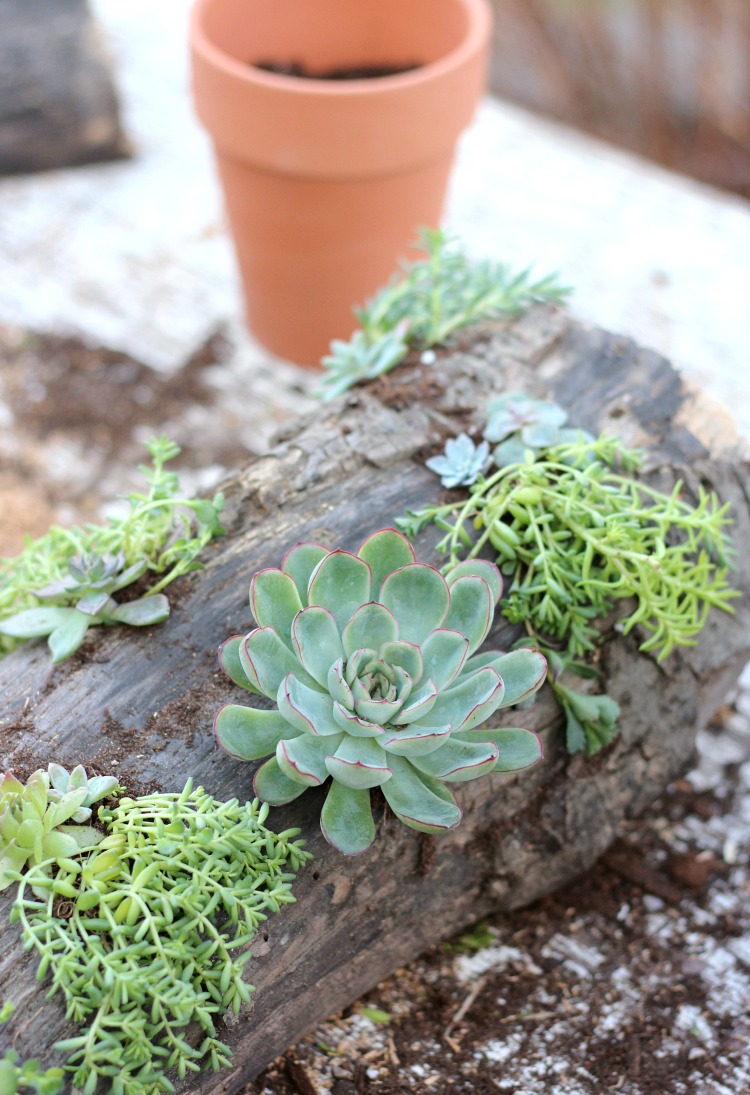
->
[190, 0, 492, 365]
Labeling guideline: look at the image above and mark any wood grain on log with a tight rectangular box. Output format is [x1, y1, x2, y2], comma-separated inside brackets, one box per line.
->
[0, 308, 748, 1088]
[0, 0, 128, 174]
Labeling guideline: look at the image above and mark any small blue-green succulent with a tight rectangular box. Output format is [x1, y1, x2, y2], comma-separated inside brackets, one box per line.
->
[483, 392, 589, 466]
[214, 529, 547, 855]
[426, 433, 490, 489]
[0, 552, 170, 664]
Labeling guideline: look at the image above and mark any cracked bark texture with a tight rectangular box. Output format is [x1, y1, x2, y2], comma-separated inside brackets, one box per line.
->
[0, 307, 748, 1090]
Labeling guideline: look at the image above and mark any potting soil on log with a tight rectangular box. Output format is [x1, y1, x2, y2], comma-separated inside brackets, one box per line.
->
[1, 306, 748, 1091]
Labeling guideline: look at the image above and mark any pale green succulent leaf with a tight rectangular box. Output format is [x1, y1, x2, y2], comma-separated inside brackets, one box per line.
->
[67, 765, 88, 792]
[292, 606, 345, 686]
[307, 550, 372, 630]
[250, 568, 303, 648]
[109, 595, 170, 626]
[419, 628, 470, 690]
[332, 702, 385, 739]
[356, 528, 416, 600]
[15, 818, 41, 851]
[0, 606, 77, 638]
[277, 673, 341, 736]
[379, 564, 449, 645]
[494, 648, 547, 706]
[392, 679, 438, 725]
[324, 737, 392, 790]
[342, 602, 399, 659]
[41, 829, 85, 859]
[218, 635, 262, 694]
[83, 775, 120, 803]
[47, 763, 70, 795]
[446, 559, 503, 605]
[242, 626, 318, 699]
[49, 612, 92, 663]
[214, 704, 292, 761]
[352, 692, 404, 726]
[453, 723, 543, 770]
[418, 667, 504, 732]
[253, 757, 309, 804]
[46, 788, 89, 829]
[277, 734, 336, 787]
[327, 658, 354, 708]
[24, 771, 49, 814]
[55, 823, 105, 851]
[281, 541, 328, 602]
[320, 783, 376, 856]
[0, 845, 29, 888]
[379, 723, 452, 756]
[442, 575, 493, 655]
[410, 739, 499, 782]
[382, 757, 462, 833]
[376, 640, 423, 685]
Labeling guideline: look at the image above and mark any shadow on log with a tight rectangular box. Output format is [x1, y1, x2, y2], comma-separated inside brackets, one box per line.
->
[1, 307, 748, 1089]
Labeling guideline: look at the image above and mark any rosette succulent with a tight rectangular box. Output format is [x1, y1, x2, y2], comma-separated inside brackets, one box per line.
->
[0, 766, 112, 889]
[214, 529, 547, 855]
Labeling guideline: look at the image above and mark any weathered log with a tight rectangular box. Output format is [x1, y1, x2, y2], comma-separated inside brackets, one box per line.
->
[0, 0, 128, 174]
[0, 307, 748, 1089]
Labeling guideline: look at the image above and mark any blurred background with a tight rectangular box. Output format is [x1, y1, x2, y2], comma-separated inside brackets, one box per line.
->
[488, 0, 750, 198]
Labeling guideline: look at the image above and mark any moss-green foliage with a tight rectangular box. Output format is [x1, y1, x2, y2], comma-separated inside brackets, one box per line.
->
[0, 437, 224, 658]
[12, 781, 310, 1095]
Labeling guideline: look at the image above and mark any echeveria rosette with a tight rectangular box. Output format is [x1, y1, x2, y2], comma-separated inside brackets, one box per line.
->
[214, 529, 547, 856]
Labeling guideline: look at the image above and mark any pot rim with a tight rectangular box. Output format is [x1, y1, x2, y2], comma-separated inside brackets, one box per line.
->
[190, 0, 491, 98]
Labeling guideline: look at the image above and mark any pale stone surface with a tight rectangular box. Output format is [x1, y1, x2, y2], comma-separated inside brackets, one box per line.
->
[0, 0, 748, 435]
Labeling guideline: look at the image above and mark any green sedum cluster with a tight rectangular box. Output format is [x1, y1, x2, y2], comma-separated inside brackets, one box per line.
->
[12, 781, 310, 1095]
[215, 528, 547, 855]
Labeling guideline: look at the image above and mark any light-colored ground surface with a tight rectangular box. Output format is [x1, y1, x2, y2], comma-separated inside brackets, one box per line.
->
[1, 0, 749, 435]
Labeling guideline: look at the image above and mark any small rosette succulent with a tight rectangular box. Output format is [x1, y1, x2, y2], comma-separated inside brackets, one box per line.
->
[214, 529, 547, 855]
[0, 765, 114, 890]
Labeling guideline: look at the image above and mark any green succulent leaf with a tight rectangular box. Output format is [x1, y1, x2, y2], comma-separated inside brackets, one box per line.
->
[356, 528, 416, 599]
[292, 606, 345, 686]
[214, 705, 292, 761]
[277, 735, 335, 787]
[307, 551, 372, 630]
[242, 627, 318, 698]
[382, 758, 462, 834]
[218, 635, 262, 694]
[332, 701, 385, 739]
[419, 629, 470, 690]
[417, 667, 504, 732]
[324, 737, 392, 790]
[250, 569, 303, 647]
[277, 674, 341, 736]
[446, 559, 503, 605]
[281, 542, 328, 602]
[410, 739, 499, 782]
[379, 564, 449, 645]
[441, 575, 494, 655]
[342, 603, 399, 659]
[454, 726, 543, 771]
[379, 723, 453, 756]
[0, 606, 77, 638]
[320, 783, 376, 855]
[253, 758, 308, 805]
[465, 648, 547, 706]
[109, 595, 170, 627]
[48, 612, 92, 663]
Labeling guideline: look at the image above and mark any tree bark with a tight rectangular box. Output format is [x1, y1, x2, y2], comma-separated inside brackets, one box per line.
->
[0, 0, 129, 174]
[1, 307, 748, 1089]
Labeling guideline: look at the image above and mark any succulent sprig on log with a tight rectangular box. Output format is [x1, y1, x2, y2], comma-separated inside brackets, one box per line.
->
[215, 529, 547, 855]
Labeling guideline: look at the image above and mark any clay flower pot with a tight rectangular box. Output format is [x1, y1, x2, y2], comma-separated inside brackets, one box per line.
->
[190, 0, 492, 365]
